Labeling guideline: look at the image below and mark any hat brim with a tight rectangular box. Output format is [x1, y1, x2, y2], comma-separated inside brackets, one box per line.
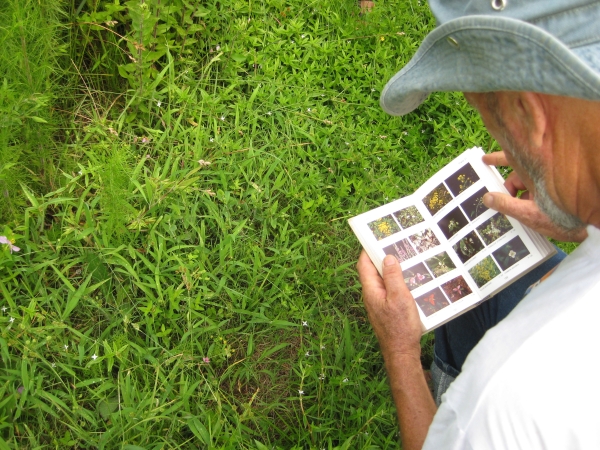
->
[380, 16, 600, 116]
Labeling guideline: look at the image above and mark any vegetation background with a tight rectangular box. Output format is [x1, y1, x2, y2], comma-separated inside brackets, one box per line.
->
[1, 0, 567, 448]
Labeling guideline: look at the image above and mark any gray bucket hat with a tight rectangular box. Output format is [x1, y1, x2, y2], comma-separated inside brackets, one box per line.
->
[380, 0, 600, 116]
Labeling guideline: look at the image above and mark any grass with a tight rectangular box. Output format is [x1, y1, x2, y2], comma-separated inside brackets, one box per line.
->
[0, 0, 563, 448]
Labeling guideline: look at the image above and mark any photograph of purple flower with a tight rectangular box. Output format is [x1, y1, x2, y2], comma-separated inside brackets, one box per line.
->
[383, 238, 417, 263]
[441, 276, 472, 302]
[403, 262, 433, 291]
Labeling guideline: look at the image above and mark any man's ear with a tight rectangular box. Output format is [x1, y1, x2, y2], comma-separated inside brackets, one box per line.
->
[503, 92, 548, 150]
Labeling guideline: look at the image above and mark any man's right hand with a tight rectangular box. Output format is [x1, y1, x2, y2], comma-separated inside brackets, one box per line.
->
[482, 151, 587, 243]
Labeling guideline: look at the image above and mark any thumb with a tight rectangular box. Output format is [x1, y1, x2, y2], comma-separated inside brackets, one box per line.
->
[483, 192, 532, 220]
[382, 255, 409, 301]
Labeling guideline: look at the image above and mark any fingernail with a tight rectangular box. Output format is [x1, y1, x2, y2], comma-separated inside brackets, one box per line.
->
[483, 193, 494, 208]
[384, 255, 397, 266]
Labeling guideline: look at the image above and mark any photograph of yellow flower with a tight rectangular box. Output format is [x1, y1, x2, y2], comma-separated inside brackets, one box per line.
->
[468, 256, 501, 288]
[367, 215, 400, 240]
[422, 183, 453, 216]
[445, 163, 480, 196]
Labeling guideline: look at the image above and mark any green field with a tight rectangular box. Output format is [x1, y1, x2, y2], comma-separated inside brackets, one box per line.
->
[0, 0, 498, 447]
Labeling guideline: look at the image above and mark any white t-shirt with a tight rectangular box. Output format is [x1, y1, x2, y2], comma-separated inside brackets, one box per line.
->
[423, 225, 600, 450]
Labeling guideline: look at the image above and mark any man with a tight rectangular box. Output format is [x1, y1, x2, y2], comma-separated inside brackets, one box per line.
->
[357, 0, 600, 448]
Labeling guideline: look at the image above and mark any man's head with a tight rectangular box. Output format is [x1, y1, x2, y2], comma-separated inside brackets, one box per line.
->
[465, 91, 586, 231]
[380, 0, 600, 228]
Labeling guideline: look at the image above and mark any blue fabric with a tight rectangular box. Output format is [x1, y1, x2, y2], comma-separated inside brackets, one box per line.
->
[380, 1, 600, 116]
[433, 247, 567, 381]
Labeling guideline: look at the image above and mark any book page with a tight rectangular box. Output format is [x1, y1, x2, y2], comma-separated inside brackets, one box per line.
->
[349, 147, 556, 332]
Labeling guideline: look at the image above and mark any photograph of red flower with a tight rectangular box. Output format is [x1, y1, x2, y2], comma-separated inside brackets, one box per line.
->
[415, 287, 450, 317]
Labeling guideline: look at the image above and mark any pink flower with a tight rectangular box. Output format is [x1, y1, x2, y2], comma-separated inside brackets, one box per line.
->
[416, 273, 426, 281]
[202, 357, 210, 364]
[409, 277, 416, 286]
[0, 236, 20, 253]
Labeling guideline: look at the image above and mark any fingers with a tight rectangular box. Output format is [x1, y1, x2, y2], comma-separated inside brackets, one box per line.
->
[381, 255, 410, 302]
[504, 171, 528, 197]
[482, 151, 508, 167]
[483, 192, 535, 223]
[483, 192, 587, 242]
[357, 250, 386, 297]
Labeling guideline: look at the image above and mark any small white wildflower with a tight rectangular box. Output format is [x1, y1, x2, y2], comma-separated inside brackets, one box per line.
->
[91, 354, 98, 360]
[291, 40, 294, 43]
[298, 390, 304, 395]
[403, 131, 408, 135]
[446, 144, 451, 147]
[320, 344, 325, 350]
[63, 344, 68, 350]
[216, 45, 221, 51]
[319, 374, 325, 380]
[267, 111, 272, 116]
[345, 142, 349, 146]
[301, 34, 306, 38]
[220, 116, 225, 121]
[343, 378, 349, 383]
[307, 108, 311, 112]
[377, 156, 382, 161]
[305, 351, 311, 356]
[197, 160, 212, 167]
[9, 317, 14, 323]
[1, 306, 6, 313]
[302, 321, 308, 327]
[385, 197, 389, 200]
[156, 100, 162, 107]
[209, 137, 214, 142]
[371, 88, 376, 92]
[51, 363, 56, 368]
[78, 170, 82, 175]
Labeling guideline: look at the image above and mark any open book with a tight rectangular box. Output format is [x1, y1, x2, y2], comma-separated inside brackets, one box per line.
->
[349, 147, 556, 333]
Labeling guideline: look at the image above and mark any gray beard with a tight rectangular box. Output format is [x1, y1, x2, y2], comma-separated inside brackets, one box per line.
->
[503, 138, 585, 231]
